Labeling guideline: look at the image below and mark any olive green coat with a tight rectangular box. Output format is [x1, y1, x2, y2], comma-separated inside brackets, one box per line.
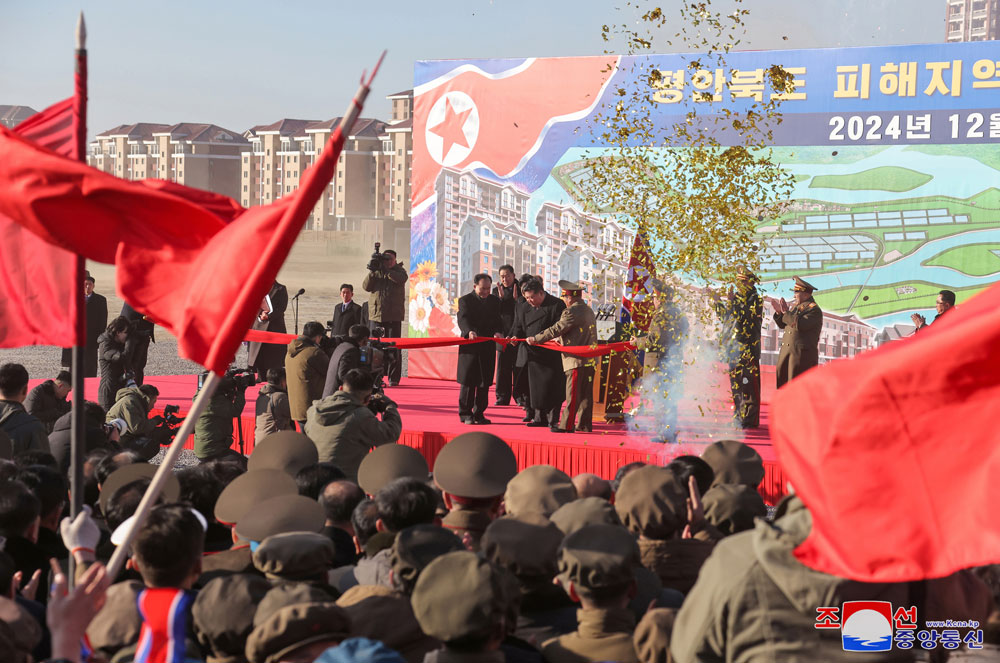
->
[362, 262, 408, 323]
[533, 299, 598, 372]
[773, 298, 823, 388]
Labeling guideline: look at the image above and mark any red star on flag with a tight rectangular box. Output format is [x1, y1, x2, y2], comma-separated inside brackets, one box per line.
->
[429, 98, 472, 161]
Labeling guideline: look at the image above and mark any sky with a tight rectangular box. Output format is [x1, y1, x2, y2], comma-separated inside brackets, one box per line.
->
[1, 1, 946, 138]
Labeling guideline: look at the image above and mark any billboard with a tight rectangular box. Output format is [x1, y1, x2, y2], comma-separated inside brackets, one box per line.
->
[408, 43, 1000, 376]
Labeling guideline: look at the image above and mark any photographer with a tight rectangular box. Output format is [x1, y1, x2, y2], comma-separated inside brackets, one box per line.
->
[304, 368, 401, 482]
[120, 302, 155, 386]
[194, 373, 247, 463]
[255, 367, 293, 440]
[49, 401, 124, 474]
[362, 246, 407, 386]
[323, 324, 369, 398]
[105, 383, 163, 460]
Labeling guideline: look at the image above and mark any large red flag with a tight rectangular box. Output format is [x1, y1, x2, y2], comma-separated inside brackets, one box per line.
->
[0, 120, 348, 374]
[0, 99, 80, 347]
[770, 283, 1000, 582]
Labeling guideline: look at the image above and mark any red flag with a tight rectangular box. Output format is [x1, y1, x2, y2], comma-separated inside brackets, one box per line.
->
[0, 99, 80, 347]
[770, 283, 1000, 582]
[0, 120, 349, 375]
[621, 233, 658, 332]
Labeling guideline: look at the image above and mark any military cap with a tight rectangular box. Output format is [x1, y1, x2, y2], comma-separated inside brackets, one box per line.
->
[245, 602, 351, 663]
[252, 532, 335, 581]
[614, 466, 686, 539]
[633, 608, 678, 663]
[215, 469, 299, 525]
[792, 275, 818, 292]
[99, 463, 180, 515]
[390, 524, 464, 594]
[247, 431, 319, 476]
[86, 580, 144, 656]
[234, 494, 325, 542]
[481, 514, 563, 580]
[411, 551, 508, 643]
[550, 496, 622, 536]
[503, 465, 577, 518]
[314, 638, 406, 663]
[193, 574, 271, 662]
[700, 439, 765, 489]
[557, 523, 639, 591]
[254, 582, 339, 627]
[702, 483, 767, 536]
[358, 444, 429, 495]
[433, 432, 517, 498]
[441, 508, 493, 544]
[558, 279, 584, 294]
[736, 265, 758, 282]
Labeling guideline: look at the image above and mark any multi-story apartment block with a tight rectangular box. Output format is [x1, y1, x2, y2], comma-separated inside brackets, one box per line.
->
[88, 122, 246, 199]
[946, 0, 1000, 42]
[0, 105, 36, 129]
[761, 298, 877, 366]
[385, 90, 413, 223]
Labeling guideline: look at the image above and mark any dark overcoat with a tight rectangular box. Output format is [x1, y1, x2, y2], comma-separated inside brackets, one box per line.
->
[773, 297, 823, 388]
[248, 281, 289, 376]
[511, 294, 566, 410]
[61, 292, 108, 376]
[456, 292, 502, 387]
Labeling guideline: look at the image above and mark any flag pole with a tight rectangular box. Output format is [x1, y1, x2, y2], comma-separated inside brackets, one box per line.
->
[105, 51, 386, 580]
[68, 11, 88, 587]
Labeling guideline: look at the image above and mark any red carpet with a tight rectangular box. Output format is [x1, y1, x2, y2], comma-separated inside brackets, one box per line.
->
[45, 364, 787, 504]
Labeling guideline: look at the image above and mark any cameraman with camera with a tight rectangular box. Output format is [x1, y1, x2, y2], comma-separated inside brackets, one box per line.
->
[304, 367, 401, 482]
[362, 244, 407, 386]
[322, 324, 369, 398]
[105, 383, 164, 460]
[193, 370, 250, 463]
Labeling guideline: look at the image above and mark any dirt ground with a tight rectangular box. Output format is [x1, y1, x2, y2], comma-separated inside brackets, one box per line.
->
[0, 234, 411, 379]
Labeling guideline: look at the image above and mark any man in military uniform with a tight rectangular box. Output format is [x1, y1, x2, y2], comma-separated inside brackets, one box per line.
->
[633, 280, 688, 444]
[456, 274, 503, 424]
[715, 266, 763, 428]
[773, 276, 823, 389]
[527, 281, 598, 433]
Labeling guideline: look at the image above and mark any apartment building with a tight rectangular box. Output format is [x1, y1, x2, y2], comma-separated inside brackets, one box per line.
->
[946, 0, 1000, 42]
[88, 122, 246, 199]
[0, 105, 36, 129]
[386, 89, 413, 222]
[761, 298, 878, 366]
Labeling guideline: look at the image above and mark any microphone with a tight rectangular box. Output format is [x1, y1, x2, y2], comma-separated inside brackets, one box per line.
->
[291, 288, 305, 299]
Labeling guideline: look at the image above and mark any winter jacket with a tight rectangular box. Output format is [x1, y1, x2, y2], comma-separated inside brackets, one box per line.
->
[303, 390, 401, 481]
[255, 383, 292, 441]
[0, 400, 49, 455]
[541, 608, 638, 663]
[362, 262, 408, 323]
[48, 406, 116, 474]
[24, 380, 70, 434]
[193, 389, 245, 460]
[97, 332, 128, 411]
[285, 336, 329, 422]
[105, 387, 157, 458]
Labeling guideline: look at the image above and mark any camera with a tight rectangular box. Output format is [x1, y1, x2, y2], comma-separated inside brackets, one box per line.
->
[226, 367, 258, 392]
[161, 404, 184, 426]
[367, 241, 384, 271]
[367, 392, 391, 415]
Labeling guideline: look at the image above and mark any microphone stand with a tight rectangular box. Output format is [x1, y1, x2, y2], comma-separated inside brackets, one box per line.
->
[291, 289, 304, 334]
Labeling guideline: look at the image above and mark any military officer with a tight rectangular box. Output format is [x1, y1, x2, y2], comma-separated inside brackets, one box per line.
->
[714, 266, 763, 428]
[772, 276, 823, 389]
[527, 281, 598, 433]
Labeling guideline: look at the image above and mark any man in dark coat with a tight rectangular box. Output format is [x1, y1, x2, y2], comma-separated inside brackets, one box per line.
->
[330, 283, 364, 337]
[511, 279, 566, 427]
[773, 276, 823, 389]
[456, 274, 503, 425]
[492, 265, 521, 406]
[24, 371, 72, 434]
[248, 280, 289, 379]
[322, 324, 369, 398]
[120, 302, 155, 385]
[362, 249, 407, 386]
[715, 266, 763, 428]
[61, 271, 108, 377]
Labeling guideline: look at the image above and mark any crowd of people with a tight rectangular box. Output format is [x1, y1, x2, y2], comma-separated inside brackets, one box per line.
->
[1, 379, 998, 663]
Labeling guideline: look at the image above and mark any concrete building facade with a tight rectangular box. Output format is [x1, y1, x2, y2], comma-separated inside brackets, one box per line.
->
[946, 0, 1000, 42]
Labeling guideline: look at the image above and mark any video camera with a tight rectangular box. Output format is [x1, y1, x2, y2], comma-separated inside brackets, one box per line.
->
[151, 403, 185, 447]
[367, 241, 385, 271]
[197, 367, 259, 393]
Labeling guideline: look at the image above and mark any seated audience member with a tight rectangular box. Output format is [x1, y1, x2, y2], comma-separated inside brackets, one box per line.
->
[0, 481, 46, 595]
[323, 324, 371, 398]
[84, 580, 144, 662]
[193, 374, 246, 463]
[320, 480, 366, 568]
[246, 601, 351, 663]
[549, 498, 622, 537]
[504, 465, 578, 519]
[571, 473, 612, 501]
[297, 462, 346, 501]
[542, 524, 641, 663]
[664, 455, 715, 498]
[700, 484, 767, 537]
[192, 574, 271, 663]
[482, 515, 577, 646]
[12, 450, 58, 471]
[105, 383, 163, 460]
[633, 608, 677, 663]
[700, 439, 764, 490]
[48, 401, 121, 475]
[0, 363, 48, 455]
[255, 367, 293, 440]
[615, 466, 714, 595]
[411, 552, 512, 663]
[176, 465, 231, 552]
[15, 466, 67, 561]
[305, 368, 402, 482]
[24, 370, 72, 434]
[331, 498, 385, 592]
[612, 462, 646, 493]
[251, 532, 337, 593]
[94, 449, 144, 490]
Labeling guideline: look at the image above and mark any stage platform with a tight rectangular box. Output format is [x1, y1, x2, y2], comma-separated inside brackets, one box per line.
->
[54, 365, 787, 504]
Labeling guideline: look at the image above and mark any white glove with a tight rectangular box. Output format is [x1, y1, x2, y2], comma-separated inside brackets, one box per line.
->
[60, 505, 101, 556]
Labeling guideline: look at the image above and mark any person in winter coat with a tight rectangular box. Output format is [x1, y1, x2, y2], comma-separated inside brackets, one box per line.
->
[48, 401, 120, 474]
[304, 368, 401, 482]
[255, 368, 292, 441]
[24, 371, 72, 434]
[105, 384, 161, 460]
[248, 280, 289, 378]
[97, 317, 130, 412]
[362, 249, 407, 385]
[0, 363, 49, 455]
[285, 321, 330, 428]
[193, 375, 246, 462]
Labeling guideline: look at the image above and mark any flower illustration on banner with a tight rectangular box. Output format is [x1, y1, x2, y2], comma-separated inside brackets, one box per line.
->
[410, 260, 438, 288]
[413, 279, 434, 299]
[430, 282, 451, 314]
[409, 296, 432, 333]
